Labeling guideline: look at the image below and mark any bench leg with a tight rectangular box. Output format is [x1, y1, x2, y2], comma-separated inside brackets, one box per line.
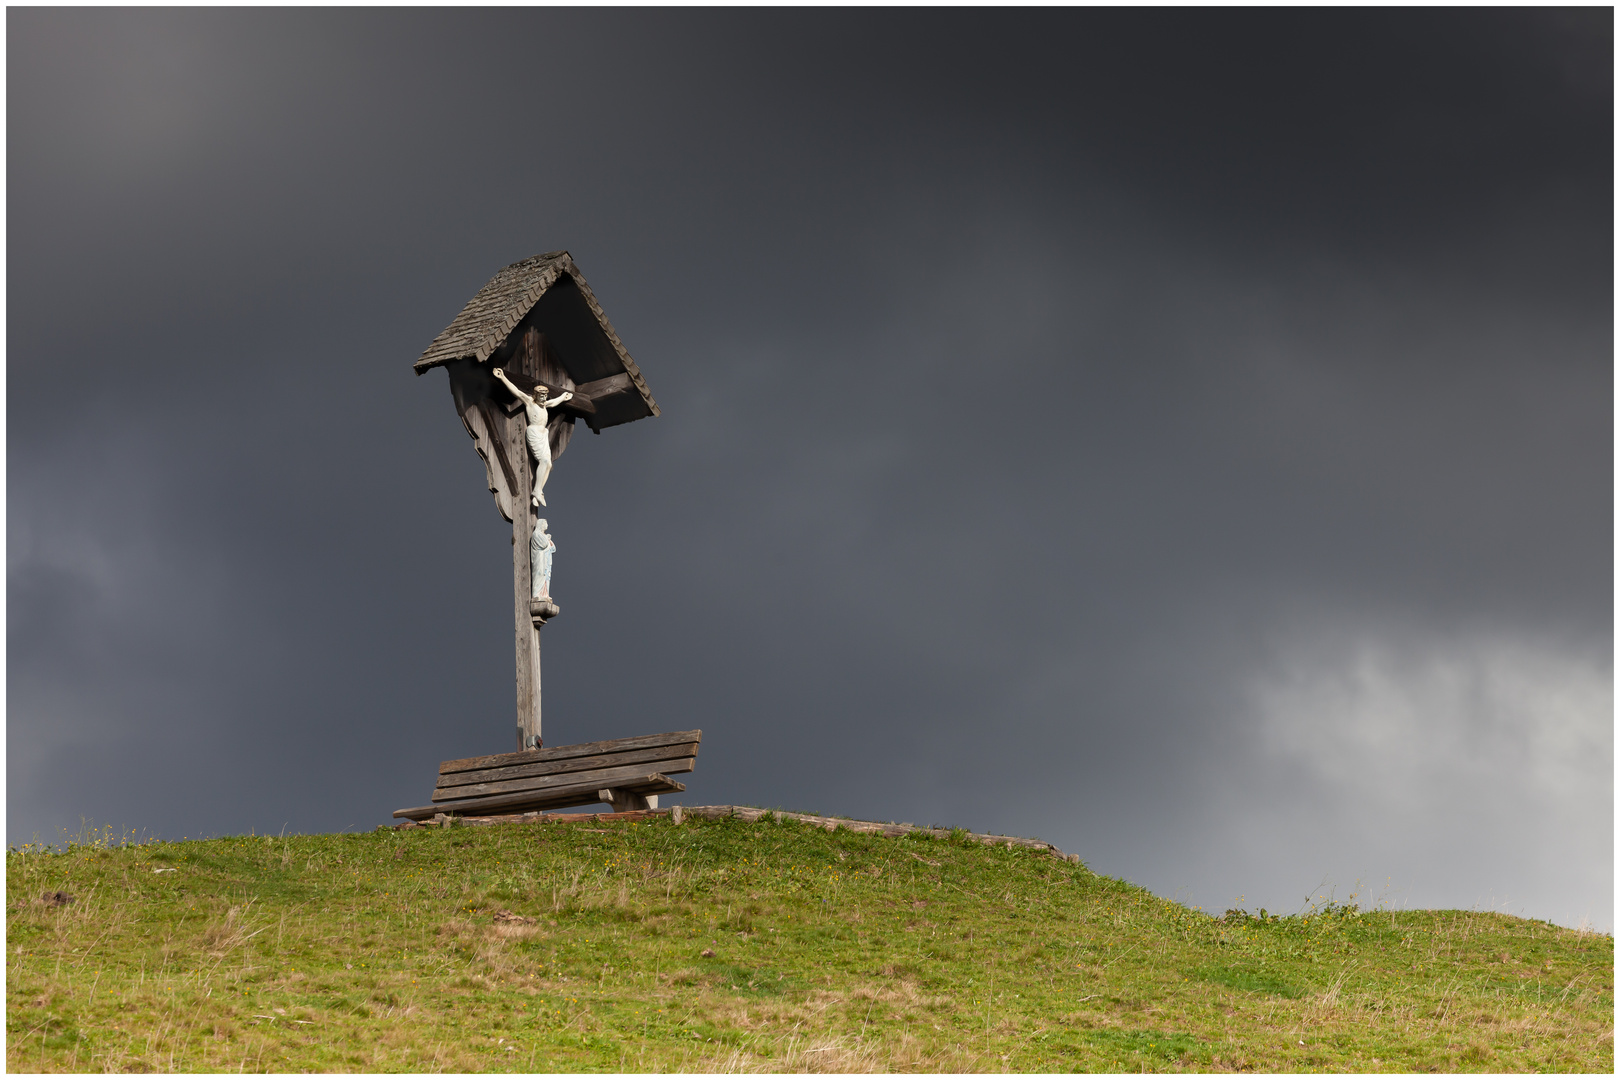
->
[597, 788, 656, 813]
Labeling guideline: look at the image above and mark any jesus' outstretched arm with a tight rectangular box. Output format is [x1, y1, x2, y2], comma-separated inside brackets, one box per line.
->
[491, 367, 537, 406]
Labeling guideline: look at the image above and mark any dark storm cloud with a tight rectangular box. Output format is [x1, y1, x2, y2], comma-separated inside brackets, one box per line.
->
[9, 10, 1610, 926]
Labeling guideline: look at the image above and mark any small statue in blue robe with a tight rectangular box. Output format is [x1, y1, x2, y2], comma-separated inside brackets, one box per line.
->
[530, 518, 555, 601]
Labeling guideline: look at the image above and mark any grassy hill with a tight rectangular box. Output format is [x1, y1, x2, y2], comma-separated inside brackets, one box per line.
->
[7, 810, 1611, 1072]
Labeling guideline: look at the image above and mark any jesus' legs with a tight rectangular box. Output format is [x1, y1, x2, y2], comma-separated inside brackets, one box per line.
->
[526, 425, 552, 506]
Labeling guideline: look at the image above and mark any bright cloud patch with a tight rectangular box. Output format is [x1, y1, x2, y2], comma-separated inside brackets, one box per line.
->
[1245, 629, 1611, 929]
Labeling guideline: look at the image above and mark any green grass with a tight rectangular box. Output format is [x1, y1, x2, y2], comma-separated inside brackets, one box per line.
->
[7, 813, 1612, 1072]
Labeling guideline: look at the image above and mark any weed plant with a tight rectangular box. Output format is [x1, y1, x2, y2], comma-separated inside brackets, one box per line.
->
[7, 814, 1611, 1071]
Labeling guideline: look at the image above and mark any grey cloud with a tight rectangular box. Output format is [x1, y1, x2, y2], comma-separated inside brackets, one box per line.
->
[9, 10, 1609, 927]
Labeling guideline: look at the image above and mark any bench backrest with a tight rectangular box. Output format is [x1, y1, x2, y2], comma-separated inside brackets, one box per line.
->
[434, 729, 701, 801]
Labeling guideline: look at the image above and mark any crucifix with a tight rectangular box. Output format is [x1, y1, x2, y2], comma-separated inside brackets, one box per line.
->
[413, 251, 660, 752]
[393, 251, 696, 823]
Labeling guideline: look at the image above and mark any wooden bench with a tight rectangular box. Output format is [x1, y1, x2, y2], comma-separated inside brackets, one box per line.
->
[393, 730, 700, 821]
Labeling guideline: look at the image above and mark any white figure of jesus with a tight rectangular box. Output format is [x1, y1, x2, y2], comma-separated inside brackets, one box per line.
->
[530, 518, 555, 601]
[492, 367, 573, 507]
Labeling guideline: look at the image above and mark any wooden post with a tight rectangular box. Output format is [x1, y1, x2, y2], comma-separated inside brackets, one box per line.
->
[510, 416, 539, 751]
[511, 326, 571, 752]
[525, 598, 558, 749]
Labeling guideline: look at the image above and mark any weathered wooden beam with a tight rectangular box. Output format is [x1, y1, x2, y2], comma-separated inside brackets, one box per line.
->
[439, 730, 703, 776]
[513, 467, 539, 751]
[446, 359, 519, 523]
[433, 758, 697, 802]
[395, 773, 684, 820]
[558, 393, 596, 416]
[432, 742, 700, 790]
[572, 373, 634, 401]
[437, 761, 693, 804]
[572, 372, 642, 433]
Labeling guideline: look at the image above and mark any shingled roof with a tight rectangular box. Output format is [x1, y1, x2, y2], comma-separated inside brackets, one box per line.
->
[414, 251, 658, 427]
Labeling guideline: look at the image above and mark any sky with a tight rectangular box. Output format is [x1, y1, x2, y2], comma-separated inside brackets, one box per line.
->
[8, 9, 1612, 929]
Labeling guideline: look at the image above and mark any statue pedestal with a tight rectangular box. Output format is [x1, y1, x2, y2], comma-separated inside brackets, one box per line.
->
[528, 598, 560, 625]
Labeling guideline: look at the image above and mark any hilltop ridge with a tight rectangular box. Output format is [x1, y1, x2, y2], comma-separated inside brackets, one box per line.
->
[8, 809, 1611, 1071]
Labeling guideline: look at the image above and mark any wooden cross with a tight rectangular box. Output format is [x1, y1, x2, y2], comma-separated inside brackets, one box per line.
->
[414, 252, 659, 751]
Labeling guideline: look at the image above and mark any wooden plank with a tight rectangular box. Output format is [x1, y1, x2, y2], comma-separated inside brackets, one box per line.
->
[435, 747, 696, 795]
[437, 757, 693, 802]
[432, 742, 699, 790]
[439, 729, 702, 776]
[533, 327, 571, 394]
[396, 774, 684, 820]
[433, 758, 696, 802]
[435, 759, 694, 801]
[573, 372, 633, 401]
[559, 394, 596, 416]
[446, 358, 516, 523]
[575, 372, 637, 434]
[476, 399, 521, 497]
